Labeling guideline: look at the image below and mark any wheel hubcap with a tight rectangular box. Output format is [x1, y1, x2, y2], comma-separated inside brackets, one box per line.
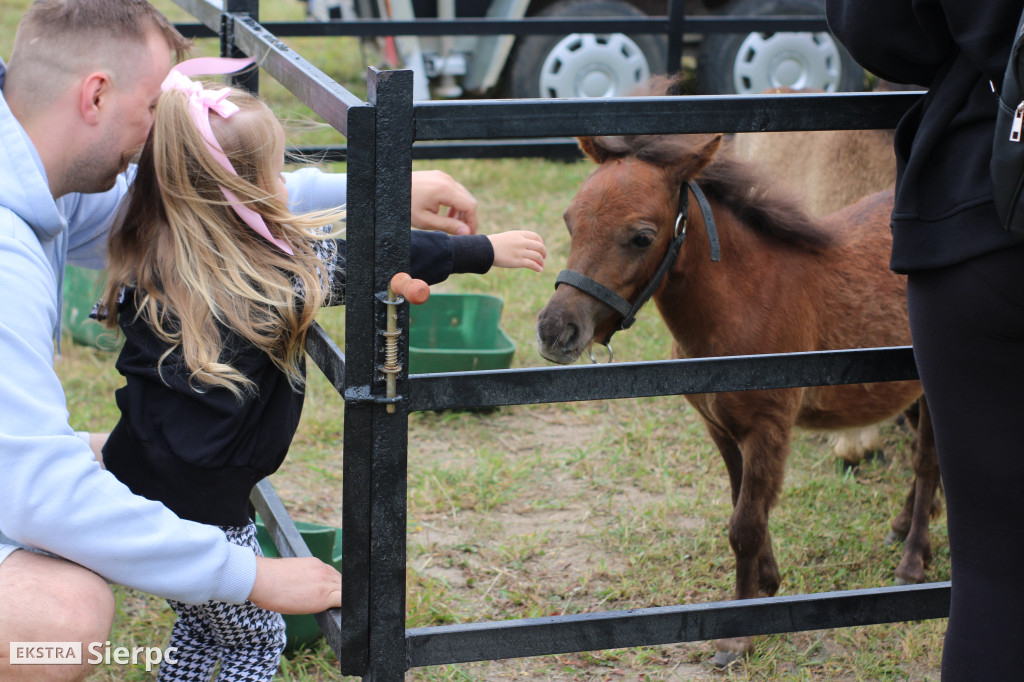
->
[539, 32, 651, 98]
[732, 31, 842, 94]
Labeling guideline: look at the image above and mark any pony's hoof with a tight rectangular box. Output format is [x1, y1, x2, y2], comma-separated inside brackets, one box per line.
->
[895, 566, 925, 586]
[863, 448, 886, 464]
[712, 638, 751, 669]
[884, 529, 905, 547]
[711, 650, 743, 669]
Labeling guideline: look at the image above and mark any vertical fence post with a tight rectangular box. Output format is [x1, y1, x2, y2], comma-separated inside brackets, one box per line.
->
[223, 0, 260, 94]
[666, 0, 686, 77]
[343, 66, 416, 681]
[340, 94, 375, 675]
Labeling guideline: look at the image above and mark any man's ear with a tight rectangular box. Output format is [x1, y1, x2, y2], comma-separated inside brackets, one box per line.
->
[79, 72, 111, 125]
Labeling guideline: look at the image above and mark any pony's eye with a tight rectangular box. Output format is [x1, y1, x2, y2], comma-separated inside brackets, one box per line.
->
[630, 231, 655, 248]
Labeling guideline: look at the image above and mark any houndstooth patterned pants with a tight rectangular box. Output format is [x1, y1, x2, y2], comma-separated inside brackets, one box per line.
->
[158, 523, 286, 681]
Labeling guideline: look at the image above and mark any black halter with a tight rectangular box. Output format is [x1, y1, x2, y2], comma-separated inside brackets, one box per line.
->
[554, 180, 720, 348]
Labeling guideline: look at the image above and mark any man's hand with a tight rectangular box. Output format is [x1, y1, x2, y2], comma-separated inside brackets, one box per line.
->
[249, 556, 341, 615]
[410, 170, 478, 235]
[487, 230, 547, 272]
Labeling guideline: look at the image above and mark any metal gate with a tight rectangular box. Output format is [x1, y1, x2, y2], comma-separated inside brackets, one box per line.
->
[172, 1, 950, 678]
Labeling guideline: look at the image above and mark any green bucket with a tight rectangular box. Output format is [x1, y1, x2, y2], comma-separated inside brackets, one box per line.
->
[254, 517, 342, 654]
[408, 293, 515, 373]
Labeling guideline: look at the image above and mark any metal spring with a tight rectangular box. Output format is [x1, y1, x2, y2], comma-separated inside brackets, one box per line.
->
[381, 291, 404, 413]
[381, 328, 400, 372]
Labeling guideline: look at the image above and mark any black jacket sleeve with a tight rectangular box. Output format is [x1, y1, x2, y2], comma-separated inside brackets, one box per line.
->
[411, 231, 493, 284]
[327, 230, 494, 298]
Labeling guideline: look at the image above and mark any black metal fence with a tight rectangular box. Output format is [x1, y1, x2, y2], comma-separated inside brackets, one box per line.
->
[168, 1, 952, 679]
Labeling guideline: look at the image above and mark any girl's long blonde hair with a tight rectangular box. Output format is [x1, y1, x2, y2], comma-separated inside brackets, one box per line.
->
[102, 84, 345, 399]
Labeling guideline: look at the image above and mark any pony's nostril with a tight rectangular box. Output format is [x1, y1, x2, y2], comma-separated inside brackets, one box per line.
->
[562, 322, 579, 349]
[536, 313, 556, 344]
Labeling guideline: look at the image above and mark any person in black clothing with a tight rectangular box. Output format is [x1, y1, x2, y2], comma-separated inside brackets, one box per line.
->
[825, 1, 1024, 678]
[97, 59, 546, 681]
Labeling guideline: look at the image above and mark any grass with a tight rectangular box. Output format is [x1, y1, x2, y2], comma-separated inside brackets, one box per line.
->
[0, 0, 949, 679]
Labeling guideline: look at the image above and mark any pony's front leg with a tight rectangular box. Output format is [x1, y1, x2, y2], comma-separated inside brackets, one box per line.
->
[711, 421, 790, 668]
[702, 418, 744, 505]
[704, 421, 784, 597]
[728, 486, 778, 600]
[712, 500, 776, 668]
[701, 421, 760, 667]
[894, 395, 940, 585]
[727, 422, 789, 600]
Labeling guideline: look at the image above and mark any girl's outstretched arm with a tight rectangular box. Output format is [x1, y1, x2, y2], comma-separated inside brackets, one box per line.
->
[487, 230, 547, 273]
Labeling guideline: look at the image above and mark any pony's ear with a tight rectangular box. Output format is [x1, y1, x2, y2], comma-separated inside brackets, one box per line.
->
[692, 134, 723, 172]
[577, 136, 608, 164]
[669, 133, 723, 185]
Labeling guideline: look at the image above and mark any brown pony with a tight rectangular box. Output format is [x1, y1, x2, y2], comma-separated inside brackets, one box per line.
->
[535, 131, 940, 666]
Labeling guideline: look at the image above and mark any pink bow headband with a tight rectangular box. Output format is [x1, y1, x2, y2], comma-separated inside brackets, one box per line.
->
[161, 57, 293, 255]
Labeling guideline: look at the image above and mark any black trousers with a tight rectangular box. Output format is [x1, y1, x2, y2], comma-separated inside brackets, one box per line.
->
[907, 244, 1024, 680]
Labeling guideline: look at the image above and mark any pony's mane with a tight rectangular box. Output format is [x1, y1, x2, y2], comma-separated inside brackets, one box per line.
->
[587, 133, 833, 253]
[697, 153, 834, 253]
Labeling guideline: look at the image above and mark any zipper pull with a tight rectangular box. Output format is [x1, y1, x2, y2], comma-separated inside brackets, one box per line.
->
[1012, 102, 1024, 142]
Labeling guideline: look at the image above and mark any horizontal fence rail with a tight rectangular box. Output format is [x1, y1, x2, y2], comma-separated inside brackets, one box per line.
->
[178, 15, 832, 39]
[403, 347, 920, 412]
[406, 582, 951, 667]
[305, 336, 921, 413]
[412, 92, 921, 140]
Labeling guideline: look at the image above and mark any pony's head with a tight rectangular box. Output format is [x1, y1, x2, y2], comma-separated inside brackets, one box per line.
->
[536, 131, 722, 364]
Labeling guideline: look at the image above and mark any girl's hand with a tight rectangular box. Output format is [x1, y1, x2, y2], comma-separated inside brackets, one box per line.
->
[487, 231, 547, 272]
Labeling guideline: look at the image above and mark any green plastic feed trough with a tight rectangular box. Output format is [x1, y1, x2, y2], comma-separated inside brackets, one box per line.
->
[255, 517, 342, 654]
[408, 293, 515, 373]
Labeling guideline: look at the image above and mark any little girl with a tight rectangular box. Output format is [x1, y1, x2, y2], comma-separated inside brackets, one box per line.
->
[98, 58, 545, 681]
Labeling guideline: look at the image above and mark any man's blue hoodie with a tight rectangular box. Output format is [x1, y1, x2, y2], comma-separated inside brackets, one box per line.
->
[0, 58, 346, 604]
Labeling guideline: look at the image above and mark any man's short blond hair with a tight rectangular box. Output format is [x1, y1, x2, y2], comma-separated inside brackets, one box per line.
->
[6, 0, 191, 109]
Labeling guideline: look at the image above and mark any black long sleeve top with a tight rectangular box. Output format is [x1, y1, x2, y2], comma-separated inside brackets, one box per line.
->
[103, 231, 493, 527]
[826, 0, 1024, 272]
